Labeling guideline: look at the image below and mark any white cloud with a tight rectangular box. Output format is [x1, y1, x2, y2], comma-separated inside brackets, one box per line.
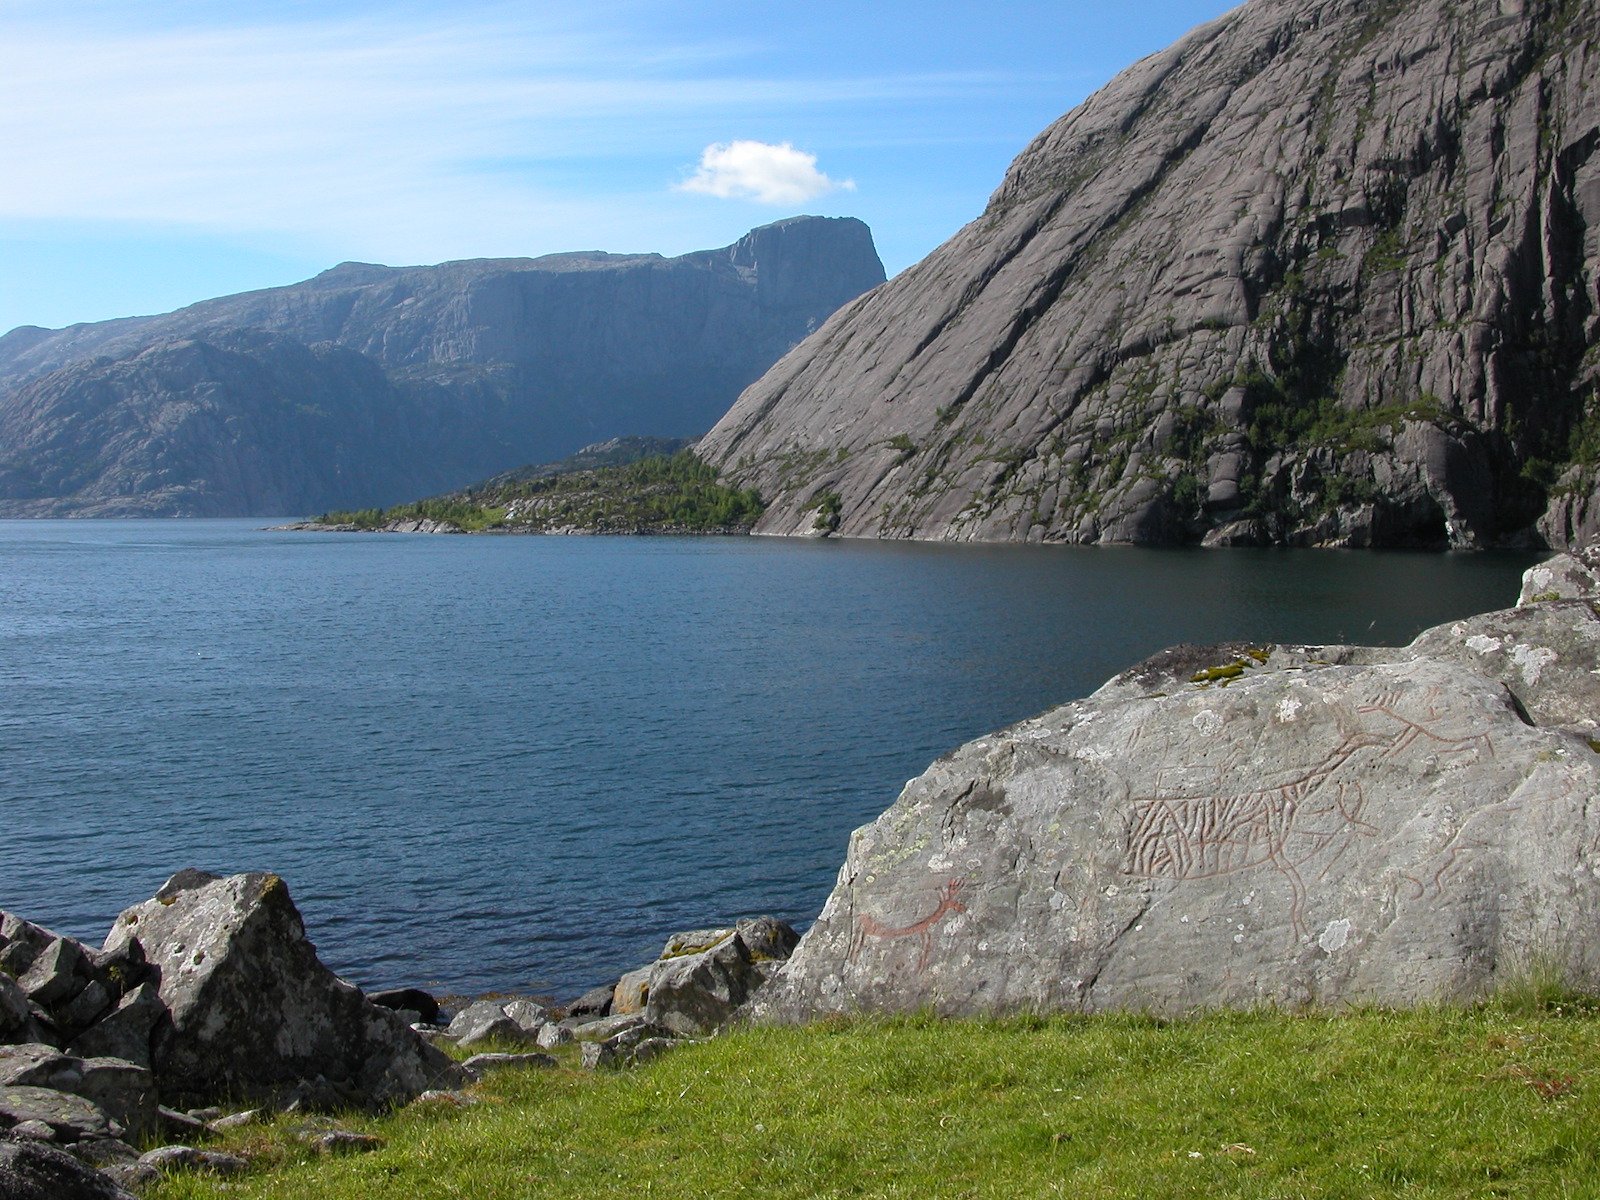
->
[676, 140, 855, 205]
[0, 3, 1031, 264]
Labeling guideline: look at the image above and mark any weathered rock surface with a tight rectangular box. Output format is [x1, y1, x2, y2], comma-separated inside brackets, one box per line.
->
[0, 1047, 156, 1143]
[368, 988, 441, 1025]
[135, 1145, 248, 1177]
[0, 1087, 121, 1144]
[443, 1001, 541, 1049]
[102, 870, 462, 1109]
[535, 1022, 574, 1050]
[0, 217, 884, 517]
[564, 983, 616, 1020]
[755, 556, 1600, 1019]
[611, 967, 653, 1016]
[702, 0, 1600, 551]
[0, 1139, 137, 1200]
[65, 985, 163, 1069]
[645, 918, 800, 1036]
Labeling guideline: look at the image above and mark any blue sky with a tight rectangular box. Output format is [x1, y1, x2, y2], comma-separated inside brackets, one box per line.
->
[0, 0, 1237, 334]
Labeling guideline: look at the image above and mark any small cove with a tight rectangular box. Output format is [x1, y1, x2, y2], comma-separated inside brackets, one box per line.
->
[0, 520, 1539, 999]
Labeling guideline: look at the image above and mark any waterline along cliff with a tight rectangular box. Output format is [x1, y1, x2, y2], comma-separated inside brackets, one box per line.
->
[700, 0, 1600, 550]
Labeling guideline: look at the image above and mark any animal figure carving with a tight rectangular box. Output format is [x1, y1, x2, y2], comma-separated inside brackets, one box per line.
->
[1358, 696, 1496, 759]
[850, 878, 967, 971]
[1121, 730, 1383, 938]
[1121, 697, 1495, 939]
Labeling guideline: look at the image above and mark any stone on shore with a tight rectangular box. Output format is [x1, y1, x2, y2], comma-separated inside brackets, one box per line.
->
[0, 1139, 138, 1200]
[610, 967, 652, 1016]
[445, 1001, 540, 1049]
[564, 983, 615, 1020]
[644, 918, 800, 1036]
[367, 988, 441, 1026]
[754, 556, 1600, 1020]
[501, 1000, 549, 1034]
[101, 870, 463, 1109]
[535, 1023, 574, 1049]
[0, 1086, 122, 1144]
[0, 919, 148, 1050]
[0, 1047, 156, 1143]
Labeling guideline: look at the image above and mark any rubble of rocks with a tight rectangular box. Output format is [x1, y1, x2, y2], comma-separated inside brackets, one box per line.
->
[1, 866, 798, 1194]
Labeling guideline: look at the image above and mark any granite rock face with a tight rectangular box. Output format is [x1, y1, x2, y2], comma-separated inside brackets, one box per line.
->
[755, 556, 1600, 1019]
[102, 871, 462, 1109]
[702, 0, 1600, 549]
[0, 217, 884, 516]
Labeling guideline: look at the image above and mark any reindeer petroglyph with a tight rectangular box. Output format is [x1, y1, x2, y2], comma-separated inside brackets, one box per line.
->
[850, 878, 967, 971]
[1121, 728, 1382, 939]
[1122, 695, 1496, 939]
[1358, 687, 1496, 760]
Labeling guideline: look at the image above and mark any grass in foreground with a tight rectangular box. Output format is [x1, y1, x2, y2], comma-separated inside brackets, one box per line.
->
[147, 1001, 1600, 1200]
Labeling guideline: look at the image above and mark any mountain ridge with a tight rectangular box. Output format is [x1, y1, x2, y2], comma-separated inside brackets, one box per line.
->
[0, 216, 884, 517]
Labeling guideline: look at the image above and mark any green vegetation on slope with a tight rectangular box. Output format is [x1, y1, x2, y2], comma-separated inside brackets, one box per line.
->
[149, 999, 1599, 1200]
[315, 451, 764, 535]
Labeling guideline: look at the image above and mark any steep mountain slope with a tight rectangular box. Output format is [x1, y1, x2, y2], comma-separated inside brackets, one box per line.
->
[700, 0, 1600, 548]
[0, 216, 884, 516]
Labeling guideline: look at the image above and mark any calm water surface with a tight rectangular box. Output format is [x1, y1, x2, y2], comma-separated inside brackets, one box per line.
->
[0, 521, 1539, 998]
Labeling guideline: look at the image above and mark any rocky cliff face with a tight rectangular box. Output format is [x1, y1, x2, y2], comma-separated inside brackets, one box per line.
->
[0, 217, 884, 517]
[701, 0, 1600, 548]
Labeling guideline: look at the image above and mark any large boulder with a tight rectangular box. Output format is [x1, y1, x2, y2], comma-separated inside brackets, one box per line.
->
[102, 870, 462, 1109]
[755, 558, 1600, 1020]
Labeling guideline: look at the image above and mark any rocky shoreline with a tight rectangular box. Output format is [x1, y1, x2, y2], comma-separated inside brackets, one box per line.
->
[0, 871, 801, 1197]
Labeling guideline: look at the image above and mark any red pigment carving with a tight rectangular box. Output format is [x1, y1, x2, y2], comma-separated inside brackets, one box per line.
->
[850, 878, 967, 971]
[1121, 730, 1384, 939]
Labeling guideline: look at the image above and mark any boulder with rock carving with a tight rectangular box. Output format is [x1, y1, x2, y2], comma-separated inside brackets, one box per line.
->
[755, 556, 1600, 1020]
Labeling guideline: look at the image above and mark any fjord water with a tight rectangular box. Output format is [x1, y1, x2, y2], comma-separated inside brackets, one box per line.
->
[0, 521, 1537, 1000]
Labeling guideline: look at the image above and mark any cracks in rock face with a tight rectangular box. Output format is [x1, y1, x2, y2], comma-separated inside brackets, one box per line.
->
[899, 192, 1074, 378]
[949, 117, 1225, 425]
[1078, 888, 1156, 1007]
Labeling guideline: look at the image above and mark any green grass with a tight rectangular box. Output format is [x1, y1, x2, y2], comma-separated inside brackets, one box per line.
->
[146, 1003, 1600, 1200]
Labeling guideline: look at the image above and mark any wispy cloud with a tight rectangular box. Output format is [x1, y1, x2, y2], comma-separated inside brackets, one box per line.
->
[677, 141, 854, 204]
[0, 4, 1025, 262]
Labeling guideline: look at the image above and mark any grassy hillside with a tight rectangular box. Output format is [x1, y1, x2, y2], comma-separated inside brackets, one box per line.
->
[315, 450, 764, 535]
[147, 996, 1599, 1199]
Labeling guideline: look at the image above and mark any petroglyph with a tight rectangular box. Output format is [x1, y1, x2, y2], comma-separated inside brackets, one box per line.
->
[850, 878, 967, 971]
[1122, 696, 1494, 938]
[1357, 691, 1496, 760]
